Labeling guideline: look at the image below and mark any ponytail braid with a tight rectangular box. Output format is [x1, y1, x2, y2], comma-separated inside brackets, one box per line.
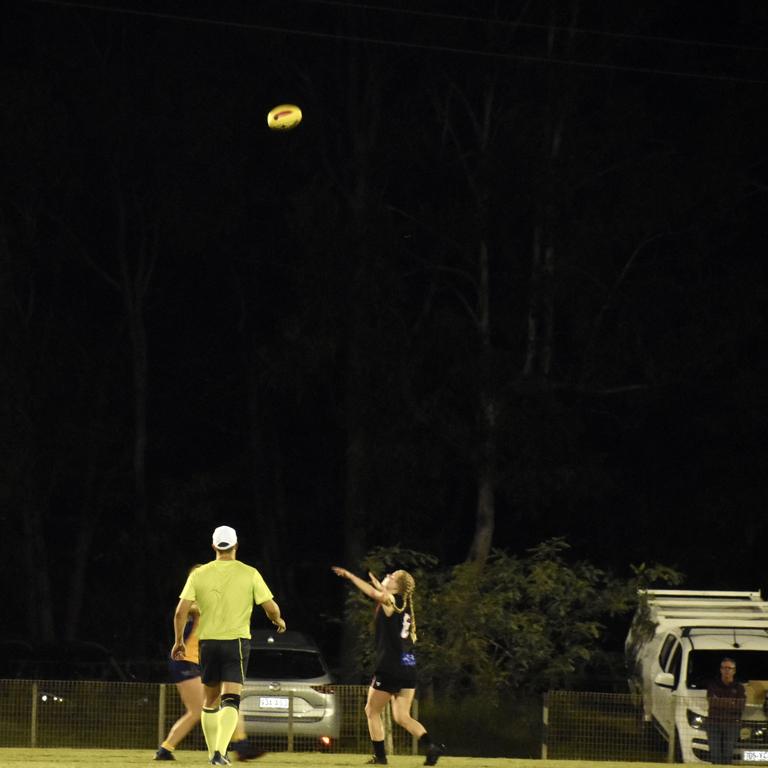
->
[390, 570, 418, 643]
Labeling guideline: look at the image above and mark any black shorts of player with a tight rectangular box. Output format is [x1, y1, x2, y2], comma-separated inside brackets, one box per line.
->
[370, 672, 417, 694]
[199, 638, 251, 686]
[168, 659, 201, 684]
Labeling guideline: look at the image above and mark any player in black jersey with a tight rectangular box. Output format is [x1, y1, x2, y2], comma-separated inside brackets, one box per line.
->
[332, 566, 445, 766]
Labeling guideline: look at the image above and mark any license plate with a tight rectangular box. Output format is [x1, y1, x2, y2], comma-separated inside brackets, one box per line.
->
[743, 751, 768, 762]
[259, 696, 289, 709]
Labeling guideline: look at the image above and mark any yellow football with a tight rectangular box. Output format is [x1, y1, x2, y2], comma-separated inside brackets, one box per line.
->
[267, 104, 302, 131]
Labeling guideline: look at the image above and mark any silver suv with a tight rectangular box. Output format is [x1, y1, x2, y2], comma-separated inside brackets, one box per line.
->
[240, 630, 339, 749]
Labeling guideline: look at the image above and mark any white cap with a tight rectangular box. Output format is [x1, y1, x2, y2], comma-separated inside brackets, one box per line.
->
[212, 525, 238, 550]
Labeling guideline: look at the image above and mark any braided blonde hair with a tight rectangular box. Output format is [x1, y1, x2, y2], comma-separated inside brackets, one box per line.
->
[389, 570, 417, 643]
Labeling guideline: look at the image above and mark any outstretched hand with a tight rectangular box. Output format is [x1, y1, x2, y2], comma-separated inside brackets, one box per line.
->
[331, 566, 350, 579]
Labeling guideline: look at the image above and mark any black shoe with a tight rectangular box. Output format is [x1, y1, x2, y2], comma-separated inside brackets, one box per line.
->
[230, 739, 267, 762]
[424, 743, 445, 766]
[365, 758, 388, 765]
[210, 752, 231, 766]
[154, 747, 175, 761]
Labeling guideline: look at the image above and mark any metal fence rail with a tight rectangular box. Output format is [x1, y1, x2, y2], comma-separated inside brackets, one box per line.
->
[543, 690, 768, 764]
[544, 691, 667, 762]
[19, 680, 768, 762]
[0, 680, 415, 754]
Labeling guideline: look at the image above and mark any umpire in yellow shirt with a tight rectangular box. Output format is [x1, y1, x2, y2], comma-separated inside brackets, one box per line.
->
[171, 525, 286, 766]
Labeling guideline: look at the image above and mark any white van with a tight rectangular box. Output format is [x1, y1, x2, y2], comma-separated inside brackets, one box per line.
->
[625, 590, 768, 763]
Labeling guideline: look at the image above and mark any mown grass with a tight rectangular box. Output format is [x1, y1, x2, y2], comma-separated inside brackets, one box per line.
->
[0, 749, 668, 768]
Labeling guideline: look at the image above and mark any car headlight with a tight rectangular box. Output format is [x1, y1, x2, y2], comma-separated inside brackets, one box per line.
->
[687, 709, 706, 730]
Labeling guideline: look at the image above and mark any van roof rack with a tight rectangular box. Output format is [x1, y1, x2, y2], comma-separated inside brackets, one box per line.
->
[637, 590, 768, 627]
[640, 590, 763, 600]
[650, 601, 768, 610]
[682, 625, 768, 636]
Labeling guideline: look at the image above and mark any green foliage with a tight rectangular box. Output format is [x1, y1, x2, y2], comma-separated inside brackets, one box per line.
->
[419, 693, 542, 757]
[343, 539, 683, 696]
[624, 563, 685, 646]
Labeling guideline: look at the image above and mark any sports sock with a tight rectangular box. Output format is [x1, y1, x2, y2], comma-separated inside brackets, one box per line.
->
[419, 732, 432, 749]
[216, 693, 241, 755]
[160, 741, 175, 752]
[201, 706, 220, 759]
[372, 739, 387, 761]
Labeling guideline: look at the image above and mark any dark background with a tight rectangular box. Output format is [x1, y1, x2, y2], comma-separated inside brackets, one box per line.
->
[2, 0, 768, 680]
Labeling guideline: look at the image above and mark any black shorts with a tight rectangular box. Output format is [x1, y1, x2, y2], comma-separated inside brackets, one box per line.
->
[168, 659, 201, 684]
[370, 672, 417, 694]
[199, 638, 251, 686]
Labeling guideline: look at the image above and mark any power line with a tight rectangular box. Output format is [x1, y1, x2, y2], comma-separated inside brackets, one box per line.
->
[27, 0, 768, 85]
[301, 0, 768, 55]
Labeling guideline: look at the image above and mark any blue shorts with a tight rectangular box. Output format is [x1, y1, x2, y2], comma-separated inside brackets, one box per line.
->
[168, 659, 201, 684]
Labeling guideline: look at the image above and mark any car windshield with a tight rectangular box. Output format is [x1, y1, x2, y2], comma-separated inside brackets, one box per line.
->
[687, 649, 768, 689]
[246, 649, 326, 680]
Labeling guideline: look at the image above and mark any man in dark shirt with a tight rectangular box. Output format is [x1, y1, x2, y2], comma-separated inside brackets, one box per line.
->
[707, 657, 746, 764]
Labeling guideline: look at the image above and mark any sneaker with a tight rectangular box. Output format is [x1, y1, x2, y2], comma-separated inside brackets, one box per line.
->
[365, 758, 388, 765]
[424, 743, 445, 766]
[154, 747, 175, 761]
[210, 752, 231, 766]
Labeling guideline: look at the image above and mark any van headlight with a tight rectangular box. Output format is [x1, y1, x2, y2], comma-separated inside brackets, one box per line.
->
[687, 710, 706, 730]
[743, 725, 768, 741]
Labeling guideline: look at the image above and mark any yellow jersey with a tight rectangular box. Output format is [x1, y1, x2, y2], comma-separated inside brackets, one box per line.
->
[179, 559, 273, 640]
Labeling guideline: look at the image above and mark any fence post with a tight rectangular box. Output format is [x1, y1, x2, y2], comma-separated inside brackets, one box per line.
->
[157, 683, 167, 747]
[30, 682, 38, 748]
[384, 702, 393, 755]
[411, 698, 419, 755]
[287, 692, 294, 752]
[541, 692, 549, 759]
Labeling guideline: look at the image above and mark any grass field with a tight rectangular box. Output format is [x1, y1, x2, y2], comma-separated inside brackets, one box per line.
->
[0, 750, 667, 768]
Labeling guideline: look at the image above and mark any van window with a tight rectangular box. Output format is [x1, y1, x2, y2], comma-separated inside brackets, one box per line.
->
[687, 649, 768, 689]
[669, 642, 683, 687]
[659, 634, 677, 670]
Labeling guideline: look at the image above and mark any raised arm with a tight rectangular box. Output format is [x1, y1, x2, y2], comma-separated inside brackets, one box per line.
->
[367, 571, 384, 590]
[332, 566, 390, 604]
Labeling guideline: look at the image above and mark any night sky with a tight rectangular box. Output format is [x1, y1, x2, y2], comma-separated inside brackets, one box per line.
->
[3, 0, 768, 677]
